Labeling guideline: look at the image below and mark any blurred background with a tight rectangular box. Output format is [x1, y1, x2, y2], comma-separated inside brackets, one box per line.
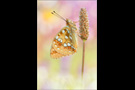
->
[37, 0, 97, 89]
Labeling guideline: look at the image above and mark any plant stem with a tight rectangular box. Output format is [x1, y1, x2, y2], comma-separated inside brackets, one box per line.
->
[82, 40, 85, 80]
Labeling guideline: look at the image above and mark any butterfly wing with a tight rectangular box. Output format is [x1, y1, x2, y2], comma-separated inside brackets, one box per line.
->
[50, 26, 77, 59]
[50, 47, 66, 59]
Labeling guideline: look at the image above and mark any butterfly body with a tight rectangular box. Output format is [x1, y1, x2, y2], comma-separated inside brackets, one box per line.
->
[50, 19, 78, 59]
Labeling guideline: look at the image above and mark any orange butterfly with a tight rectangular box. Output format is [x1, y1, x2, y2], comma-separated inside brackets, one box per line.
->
[50, 11, 78, 59]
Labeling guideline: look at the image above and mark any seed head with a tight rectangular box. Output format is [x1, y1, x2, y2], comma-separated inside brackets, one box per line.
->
[79, 8, 89, 41]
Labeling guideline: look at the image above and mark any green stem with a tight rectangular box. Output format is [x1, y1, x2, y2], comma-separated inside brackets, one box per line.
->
[82, 40, 85, 80]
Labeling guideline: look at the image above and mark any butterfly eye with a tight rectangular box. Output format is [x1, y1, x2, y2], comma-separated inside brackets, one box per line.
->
[70, 20, 74, 24]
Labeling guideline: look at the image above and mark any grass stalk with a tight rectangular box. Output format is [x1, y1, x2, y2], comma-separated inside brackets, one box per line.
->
[81, 40, 85, 80]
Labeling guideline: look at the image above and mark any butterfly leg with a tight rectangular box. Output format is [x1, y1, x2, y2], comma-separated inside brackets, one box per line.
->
[73, 21, 79, 23]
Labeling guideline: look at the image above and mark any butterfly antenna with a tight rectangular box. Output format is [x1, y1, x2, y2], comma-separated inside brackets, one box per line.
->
[53, 11, 66, 21]
[51, 11, 66, 21]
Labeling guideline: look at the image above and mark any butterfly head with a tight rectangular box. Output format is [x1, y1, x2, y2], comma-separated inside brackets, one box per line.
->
[66, 19, 77, 31]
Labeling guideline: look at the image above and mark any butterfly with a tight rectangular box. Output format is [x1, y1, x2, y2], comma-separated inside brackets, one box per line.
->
[50, 11, 78, 59]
